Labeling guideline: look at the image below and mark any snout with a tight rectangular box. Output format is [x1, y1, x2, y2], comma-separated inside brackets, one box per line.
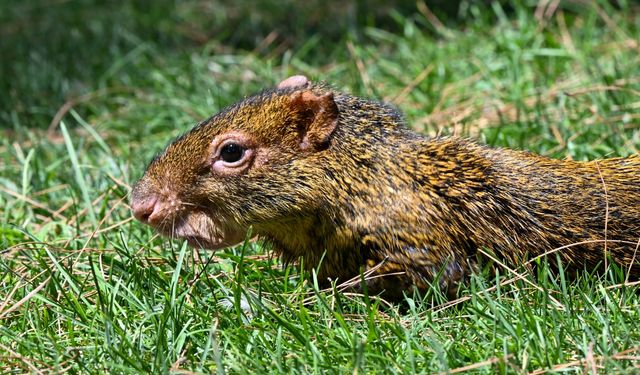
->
[131, 193, 158, 224]
[130, 179, 168, 226]
[130, 176, 248, 250]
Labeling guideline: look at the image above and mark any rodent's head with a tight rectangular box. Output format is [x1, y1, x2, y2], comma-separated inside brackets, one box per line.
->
[131, 75, 339, 249]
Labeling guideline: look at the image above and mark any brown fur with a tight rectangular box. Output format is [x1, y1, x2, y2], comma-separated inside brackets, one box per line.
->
[131, 79, 640, 300]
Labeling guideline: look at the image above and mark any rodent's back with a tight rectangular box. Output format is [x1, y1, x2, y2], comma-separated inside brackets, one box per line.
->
[479, 148, 640, 273]
[331, 133, 640, 294]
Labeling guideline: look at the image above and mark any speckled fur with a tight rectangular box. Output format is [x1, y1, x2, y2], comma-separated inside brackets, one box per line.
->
[133, 82, 640, 300]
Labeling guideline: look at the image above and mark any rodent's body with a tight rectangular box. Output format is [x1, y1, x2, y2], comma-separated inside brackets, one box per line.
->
[131, 76, 640, 300]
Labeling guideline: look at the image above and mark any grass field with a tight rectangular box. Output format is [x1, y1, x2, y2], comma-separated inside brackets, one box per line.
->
[2, 0, 640, 373]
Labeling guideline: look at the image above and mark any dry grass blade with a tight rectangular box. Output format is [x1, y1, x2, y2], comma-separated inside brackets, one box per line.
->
[441, 354, 513, 374]
[477, 248, 565, 310]
[527, 346, 640, 374]
[0, 186, 67, 221]
[347, 41, 372, 95]
[594, 162, 610, 271]
[0, 343, 47, 374]
[388, 64, 434, 105]
[0, 276, 51, 320]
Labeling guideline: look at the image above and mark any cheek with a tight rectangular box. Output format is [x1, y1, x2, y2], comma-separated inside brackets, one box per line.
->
[252, 148, 272, 169]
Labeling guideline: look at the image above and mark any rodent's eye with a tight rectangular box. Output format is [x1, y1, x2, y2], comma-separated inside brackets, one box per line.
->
[220, 143, 245, 163]
[210, 134, 254, 175]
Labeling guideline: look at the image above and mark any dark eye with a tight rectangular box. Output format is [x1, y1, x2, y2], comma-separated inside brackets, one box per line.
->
[220, 143, 244, 163]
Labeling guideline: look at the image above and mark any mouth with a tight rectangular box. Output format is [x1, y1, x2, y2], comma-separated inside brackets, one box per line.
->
[152, 212, 248, 251]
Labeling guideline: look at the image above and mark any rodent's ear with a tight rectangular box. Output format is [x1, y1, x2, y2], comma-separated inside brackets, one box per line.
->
[289, 91, 339, 150]
[278, 75, 310, 89]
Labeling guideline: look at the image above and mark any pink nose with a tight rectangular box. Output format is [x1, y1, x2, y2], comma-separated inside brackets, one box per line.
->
[131, 195, 158, 224]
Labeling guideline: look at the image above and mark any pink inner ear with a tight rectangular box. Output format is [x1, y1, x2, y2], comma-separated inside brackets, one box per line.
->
[289, 91, 339, 150]
[278, 75, 310, 89]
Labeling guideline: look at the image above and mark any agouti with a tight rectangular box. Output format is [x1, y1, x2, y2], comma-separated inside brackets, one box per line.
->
[131, 75, 640, 300]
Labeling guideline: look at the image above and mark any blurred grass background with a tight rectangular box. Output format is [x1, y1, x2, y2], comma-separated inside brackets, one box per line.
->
[1, 0, 640, 373]
[1, 0, 443, 128]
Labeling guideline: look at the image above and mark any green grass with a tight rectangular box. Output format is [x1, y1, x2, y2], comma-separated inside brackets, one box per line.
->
[2, 0, 640, 373]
